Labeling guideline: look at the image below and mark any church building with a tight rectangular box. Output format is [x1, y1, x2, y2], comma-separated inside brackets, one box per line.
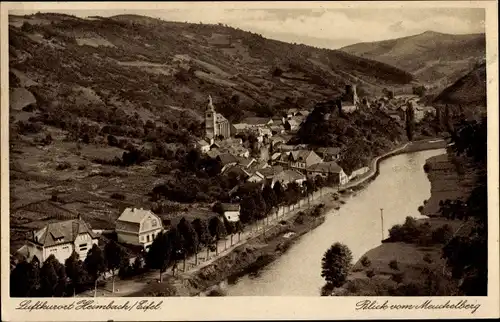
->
[205, 95, 231, 140]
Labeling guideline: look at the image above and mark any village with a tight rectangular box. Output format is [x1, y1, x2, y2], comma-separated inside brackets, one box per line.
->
[11, 81, 437, 297]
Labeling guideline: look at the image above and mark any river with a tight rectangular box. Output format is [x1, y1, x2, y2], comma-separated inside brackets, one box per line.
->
[225, 148, 446, 296]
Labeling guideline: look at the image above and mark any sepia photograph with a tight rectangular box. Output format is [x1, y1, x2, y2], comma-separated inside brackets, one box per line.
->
[1, 1, 498, 320]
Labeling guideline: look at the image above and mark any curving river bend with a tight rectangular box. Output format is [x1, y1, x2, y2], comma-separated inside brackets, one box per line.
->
[225, 149, 446, 296]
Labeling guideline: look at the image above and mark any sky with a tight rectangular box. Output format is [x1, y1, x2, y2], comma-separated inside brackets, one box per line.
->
[10, 6, 486, 49]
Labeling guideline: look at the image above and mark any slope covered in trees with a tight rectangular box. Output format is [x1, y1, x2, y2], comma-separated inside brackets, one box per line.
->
[433, 62, 486, 107]
[340, 31, 486, 91]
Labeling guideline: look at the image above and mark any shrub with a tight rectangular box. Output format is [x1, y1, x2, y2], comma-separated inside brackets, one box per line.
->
[321, 242, 353, 287]
[431, 224, 453, 244]
[77, 165, 86, 170]
[392, 272, 404, 283]
[423, 163, 431, 173]
[360, 256, 371, 267]
[56, 162, 71, 171]
[110, 193, 126, 200]
[418, 205, 424, 213]
[423, 253, 433, 264]
[366, 269, 375, 278]
[206, 288, 226, 296]
[389, 259, 399, 270]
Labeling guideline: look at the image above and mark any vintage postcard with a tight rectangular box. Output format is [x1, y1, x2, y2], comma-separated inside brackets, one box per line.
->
[1, 1, 499, 321]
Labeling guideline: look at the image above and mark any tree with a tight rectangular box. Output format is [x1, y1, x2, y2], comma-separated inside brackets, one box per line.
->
[185, 149, 202, 172]
[84, 245, 107, 297]
[240, 195, 257, 224]
[262, 184, 278, 222]
[286, 182, 301, 210]
[208, 217, 227, 255]
[412, 85, 427, 97]
[104, 240, 127, 293]
[177, 218, 198, 271]
[192, 218, 211, 264]
[65, 251, 88, 296]
[321, 242, 353, 288]
[166, 227, 184, 276]
[10, 260, 40, 297]
[315, 176, 325, 197]
[223, 217, 236, 246]
[405, 104, 415, 141]
[234, 221, 244, 242]
[273, 181, 286, 216]
[147, 231, 172, 282]
[304, 179, 316, 207]
[40, 255, 67, 297]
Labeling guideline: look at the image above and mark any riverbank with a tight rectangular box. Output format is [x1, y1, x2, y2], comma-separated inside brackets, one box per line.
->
[131, 203, 332, 296]
[172, 139, 449, 296]
[82, 138, 448, 297]
[333, 148, 475, 296]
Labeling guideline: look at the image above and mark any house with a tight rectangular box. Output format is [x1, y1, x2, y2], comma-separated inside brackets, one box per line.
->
[247, 171, 265, 183]
[256, 165, 284, 181]
[235, 156, 256, 169]
[24, 215, 99, 266]
[286, 108, 299, 119]
[276, 150, 323, 171]
[220, 203, 240, 222]
[234, 117, 273, 129]
[284, 119, 300, 132]
[277, 144, 297, 152]
[269, 135, 287, 147]
[349, 166, 370, 180]
[208, 139, 250, 158]
[224, 164, 252, 180]
[257, 127, 273, 140]
[217, 153, 239, 173]
[272, 169, 307, 188]
[269, 124, 285, 135]
[271, 116, 286, 125]
[316, 147, 341, 161]
[116, 208, 163, 250]
[307, 161, 349, 185]
[195, 139, 211, 153]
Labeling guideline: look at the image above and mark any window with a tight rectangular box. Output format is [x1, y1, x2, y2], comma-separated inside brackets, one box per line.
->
[152, 219, 157, 227]
[63, 246, 69, 250]
[147, 235, 150, 242]
[50, 248, 57, 253]
[79, 243, 88, 251]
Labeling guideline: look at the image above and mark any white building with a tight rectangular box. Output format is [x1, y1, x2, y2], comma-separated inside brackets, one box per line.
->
[115, 208, 163, 251]
[308, 161, 349, 185]
[220, 203, 241, 222]
[24, 216, 99, 266]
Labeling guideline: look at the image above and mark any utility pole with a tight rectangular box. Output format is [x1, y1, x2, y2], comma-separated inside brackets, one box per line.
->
[380, 208, 385, 241]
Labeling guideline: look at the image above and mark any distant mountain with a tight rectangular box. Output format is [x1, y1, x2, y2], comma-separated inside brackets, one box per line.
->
[340, 31, 486, 91]
[433, 62, 486, 107]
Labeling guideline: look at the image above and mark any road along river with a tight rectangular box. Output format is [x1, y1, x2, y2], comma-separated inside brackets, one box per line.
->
[225, 148, 446, 296]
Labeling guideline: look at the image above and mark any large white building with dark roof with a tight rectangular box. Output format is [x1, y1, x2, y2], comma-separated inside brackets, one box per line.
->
[116, 208, 163, 250]
[24, 215, 99, 265]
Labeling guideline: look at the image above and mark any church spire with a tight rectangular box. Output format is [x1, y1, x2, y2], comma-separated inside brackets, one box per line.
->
[207, 95, 215, 111]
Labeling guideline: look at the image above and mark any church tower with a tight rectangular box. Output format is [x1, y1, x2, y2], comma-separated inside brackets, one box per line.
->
[205, 95, 217, 140]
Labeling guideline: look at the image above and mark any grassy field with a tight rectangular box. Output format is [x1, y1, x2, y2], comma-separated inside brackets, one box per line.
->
[337, 152, 475, 296]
